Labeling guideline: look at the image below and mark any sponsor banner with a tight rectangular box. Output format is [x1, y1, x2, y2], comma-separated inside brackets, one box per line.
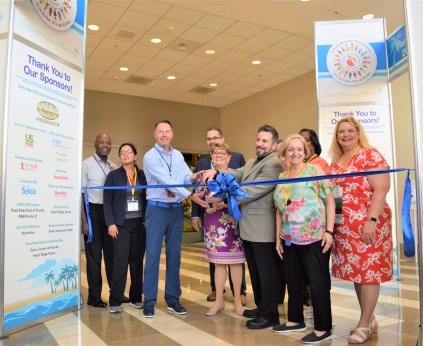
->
[13, 0, 85, 67]
[315, 19, 398, 275]
[315, 19, 389, 105]
[0, 0, 11, 34]
[387, 25, 408, 82]
[2, 1, 85, 333]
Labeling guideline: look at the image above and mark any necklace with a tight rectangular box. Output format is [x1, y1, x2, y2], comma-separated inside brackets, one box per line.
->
[283, 162, 304, 206]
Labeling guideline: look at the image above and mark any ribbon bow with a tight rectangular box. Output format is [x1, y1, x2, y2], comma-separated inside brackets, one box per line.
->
[207, 173, 248, 221]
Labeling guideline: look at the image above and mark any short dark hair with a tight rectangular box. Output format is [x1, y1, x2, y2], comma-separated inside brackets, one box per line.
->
[118, 142, 137, 155]
[155, 120, 172, 128]
[257, 124, 279, 143]
[206, 127, 223, 137]
[299, 128, 322, 156]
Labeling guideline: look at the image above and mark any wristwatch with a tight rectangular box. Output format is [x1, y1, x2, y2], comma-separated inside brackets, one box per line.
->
[367, 216, 377, 222]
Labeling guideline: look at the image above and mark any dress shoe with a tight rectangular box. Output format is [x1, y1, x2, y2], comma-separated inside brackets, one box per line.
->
[87, 299, 107, 308]
[240, 294, 247, 306]
[122, 295, 130, 303]
[246, 316, 278, 330]
[207, 292, 216, 302]
[243, 308, 258, 318]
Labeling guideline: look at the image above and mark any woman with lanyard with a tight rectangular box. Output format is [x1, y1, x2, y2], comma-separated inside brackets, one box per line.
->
[272, 134, 335, 344]
[103, 143, 147, 313]
[299, 128, 330, 174]
[329, 117, 392, 344]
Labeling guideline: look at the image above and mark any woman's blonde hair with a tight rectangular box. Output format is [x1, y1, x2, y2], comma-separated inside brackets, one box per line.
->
[329, 116, 371, 161]
[212, 142, 231, 154]
[278, 133, 310, 159]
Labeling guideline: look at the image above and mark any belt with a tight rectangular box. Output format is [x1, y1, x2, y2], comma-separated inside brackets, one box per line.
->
[89, 203, 103, 206]
[148, 200, 182, 208]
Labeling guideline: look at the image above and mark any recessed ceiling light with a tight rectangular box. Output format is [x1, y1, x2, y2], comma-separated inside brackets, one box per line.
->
[88, 24, 99, 31]
[252, 60, 262, 65]
[119, 67, 129, 72]
[167, 75, 176, 80]
[209, 83, 218, 87]
[151, 38, 161, 44]
[362, 13, 375, 20]
[300, 0, 309, 2]
[205, 49, 215, 55]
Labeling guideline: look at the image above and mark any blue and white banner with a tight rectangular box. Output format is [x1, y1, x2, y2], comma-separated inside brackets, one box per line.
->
[387, 25, 408, 82]
[1, 0, 86, 335]
[315, 19, 398, 274]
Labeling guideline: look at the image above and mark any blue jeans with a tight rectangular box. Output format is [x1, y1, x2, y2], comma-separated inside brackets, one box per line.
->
[143, 204, 184, 307]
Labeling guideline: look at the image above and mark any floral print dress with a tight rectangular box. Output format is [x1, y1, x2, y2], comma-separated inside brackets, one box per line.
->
[204, 208, 245, 264]
[330, 147, 393, 284]
[274, 164, 333, 245]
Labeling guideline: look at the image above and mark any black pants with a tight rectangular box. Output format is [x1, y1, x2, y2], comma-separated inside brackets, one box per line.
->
[243, 240, 282, 322]
[109, 218, 146, 306]
[210, 262, 247, 295]
[84, 203, 113, 301]
[283, 240, 332, 331]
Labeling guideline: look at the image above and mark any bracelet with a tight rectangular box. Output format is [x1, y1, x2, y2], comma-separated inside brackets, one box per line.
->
[325, 230, 334, 237]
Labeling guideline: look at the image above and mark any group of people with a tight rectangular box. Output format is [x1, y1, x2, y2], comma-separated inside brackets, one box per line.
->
[82, 116, 393, 345]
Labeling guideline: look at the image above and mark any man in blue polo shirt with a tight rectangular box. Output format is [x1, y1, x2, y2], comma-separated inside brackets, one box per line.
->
[143, 120, 208, 318]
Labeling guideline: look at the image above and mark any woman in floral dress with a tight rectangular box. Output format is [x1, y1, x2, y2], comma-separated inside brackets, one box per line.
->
[273, 134, 335, 344]
[203, 143, 246, 316]
[330, 116, 392, 344]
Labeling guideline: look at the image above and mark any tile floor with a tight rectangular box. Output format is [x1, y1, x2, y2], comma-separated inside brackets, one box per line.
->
[1, 244, 420, 346]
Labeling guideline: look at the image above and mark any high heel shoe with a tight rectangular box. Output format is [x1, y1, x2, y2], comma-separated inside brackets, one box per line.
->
[348, 327, 371, 344]
[370, 316, 378, 333]
[206, 304, 225, 316]
[234, 306, 244, 316]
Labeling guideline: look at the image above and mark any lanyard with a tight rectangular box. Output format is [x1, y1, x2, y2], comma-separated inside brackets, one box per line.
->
[283, 162, 304, 206]
[126, 168, 137, 198]
[306, 154, 317, 163]
[335, 146, 360, 185]
[155, 147, 172, 177]
[93, 155, 112, 177]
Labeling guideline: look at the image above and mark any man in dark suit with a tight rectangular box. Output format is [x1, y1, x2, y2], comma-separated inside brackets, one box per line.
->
[191, 127, 247, 305]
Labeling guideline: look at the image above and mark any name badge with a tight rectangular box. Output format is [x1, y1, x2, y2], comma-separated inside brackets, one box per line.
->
[333, 185, 343, 224]
[127, 199, 139, 212]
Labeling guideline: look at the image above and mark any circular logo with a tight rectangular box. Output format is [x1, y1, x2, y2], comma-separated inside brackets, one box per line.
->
[326, 39, 377, 86]
[32, 0, 77, 31]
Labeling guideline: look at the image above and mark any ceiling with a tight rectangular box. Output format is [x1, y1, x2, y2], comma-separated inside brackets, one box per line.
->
[85, 0, 405, 108]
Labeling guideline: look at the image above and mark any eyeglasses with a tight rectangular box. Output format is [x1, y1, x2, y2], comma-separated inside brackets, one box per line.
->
[120, 149, 134, 155]
[205, 136, 222, 141]
[212, 151, 229, 156]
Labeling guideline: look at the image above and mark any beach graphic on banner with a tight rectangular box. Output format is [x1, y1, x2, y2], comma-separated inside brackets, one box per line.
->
[2, 0, 86, 333]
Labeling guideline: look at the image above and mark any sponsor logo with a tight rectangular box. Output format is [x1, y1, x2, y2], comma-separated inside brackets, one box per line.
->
[22, 185, 37, 195]
[54, 174, 69, 181]
[54, 190, 68, 199]
[20, 162, 38, 171]
[25, 133, 35, 148]
[31, 0, 77, 31]
[326, 39, 377, 86]
[37, 101, 59, 120]
[55, 151, 69, 164]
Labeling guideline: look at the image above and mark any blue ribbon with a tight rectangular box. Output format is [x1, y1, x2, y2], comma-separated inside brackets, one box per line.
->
[207, 173, 248, 221]
[84, 168, 412, 245]
[401, 170, 415, 257]
[84, 190, 94, 243]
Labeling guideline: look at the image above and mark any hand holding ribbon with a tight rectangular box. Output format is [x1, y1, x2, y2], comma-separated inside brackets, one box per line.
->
[207, 173, 248, 221]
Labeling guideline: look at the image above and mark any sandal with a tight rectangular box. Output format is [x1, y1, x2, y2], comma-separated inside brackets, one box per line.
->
[350, 316, 378, 335]
[370, 316, 378, 333]
[348, 327, 371, 344]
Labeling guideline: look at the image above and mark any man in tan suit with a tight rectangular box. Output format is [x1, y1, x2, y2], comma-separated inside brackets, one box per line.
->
[203, 124, 284, 329]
